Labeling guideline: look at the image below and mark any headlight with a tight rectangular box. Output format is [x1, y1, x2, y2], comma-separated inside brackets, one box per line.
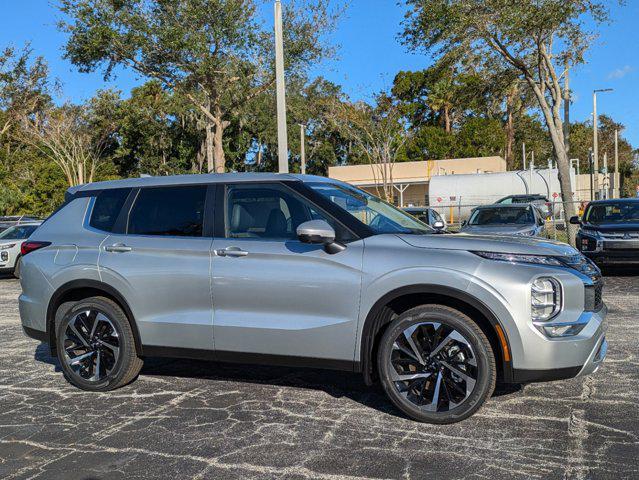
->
[531, 277, 561, 322]
[0, 244, 16, 250]
[473, 251, 562, 266]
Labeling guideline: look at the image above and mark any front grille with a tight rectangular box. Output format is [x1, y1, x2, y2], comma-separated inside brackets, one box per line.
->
[601, 231, 639, 240]
[560, 254, 604, 312]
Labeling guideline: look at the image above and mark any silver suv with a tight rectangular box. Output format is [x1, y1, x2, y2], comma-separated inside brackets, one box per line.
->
[19, 174, 607, 424]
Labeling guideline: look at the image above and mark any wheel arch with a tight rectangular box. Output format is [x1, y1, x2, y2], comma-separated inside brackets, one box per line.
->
[46, 279, 142, 356]
[360, 284, 514, 386]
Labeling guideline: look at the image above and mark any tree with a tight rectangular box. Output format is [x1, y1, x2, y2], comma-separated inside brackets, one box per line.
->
[59, 0, 340, 173]
[0, 45, 53, 141]
[326, 94, 407, 202]
[402, 0, 619, 245]
[19, 101, 116, 186]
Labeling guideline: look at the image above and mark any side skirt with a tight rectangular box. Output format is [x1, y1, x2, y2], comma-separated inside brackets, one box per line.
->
[142, 346, 360, 373]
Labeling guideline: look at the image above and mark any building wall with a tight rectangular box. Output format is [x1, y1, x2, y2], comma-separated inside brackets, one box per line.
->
[328, 157, 507, 186]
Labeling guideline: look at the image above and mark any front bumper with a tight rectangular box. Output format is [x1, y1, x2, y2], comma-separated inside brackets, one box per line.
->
[512, 332, 607, 383]
[578, 233, 639, 264]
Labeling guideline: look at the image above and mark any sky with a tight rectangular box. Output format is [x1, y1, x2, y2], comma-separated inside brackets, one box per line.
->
[1, 0, 638, 149]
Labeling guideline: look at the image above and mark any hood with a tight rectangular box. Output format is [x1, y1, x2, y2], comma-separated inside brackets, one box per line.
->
[582, 222, 639, 233]
[460, 224, 536, 236]
[398, 232, 578, 257]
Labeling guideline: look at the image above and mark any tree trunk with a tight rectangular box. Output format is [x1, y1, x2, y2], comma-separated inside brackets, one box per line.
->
[205, 121, 215, 173]
[529, 83, 577, 245]
[212, 120, 225, 173]
[443, 107, 451, 133]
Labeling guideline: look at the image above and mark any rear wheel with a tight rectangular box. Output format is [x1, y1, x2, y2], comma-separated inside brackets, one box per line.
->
[377, 305, 496, 424]
[55, 296, 143, 391]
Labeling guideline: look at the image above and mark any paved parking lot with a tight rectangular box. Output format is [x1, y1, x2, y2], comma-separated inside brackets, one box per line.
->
[1, 274, 638, 480]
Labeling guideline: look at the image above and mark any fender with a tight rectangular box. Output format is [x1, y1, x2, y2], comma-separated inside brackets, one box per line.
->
[46, 279, 143, 355]
[359, 284, 514, 385]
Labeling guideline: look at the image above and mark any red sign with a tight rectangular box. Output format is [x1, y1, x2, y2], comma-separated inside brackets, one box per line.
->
[437, 197, 442, 203]
[552, 192, 558, 199]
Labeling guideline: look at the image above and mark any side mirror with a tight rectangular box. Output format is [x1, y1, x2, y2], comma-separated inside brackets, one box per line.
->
[569, 216, 581, 225]
[432, 220, 445, 231]
[297, 220, 345, 254]
[461, 220, 467, 227]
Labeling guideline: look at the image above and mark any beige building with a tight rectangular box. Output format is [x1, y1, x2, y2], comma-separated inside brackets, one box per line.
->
[328, 157, 507, 206]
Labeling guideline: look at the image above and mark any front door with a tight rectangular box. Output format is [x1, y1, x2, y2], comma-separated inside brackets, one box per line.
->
[98, 185, 215, 351]
[211, 182, 364, 364]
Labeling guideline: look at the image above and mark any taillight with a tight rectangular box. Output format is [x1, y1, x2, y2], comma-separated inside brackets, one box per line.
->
[20, 241, 51, 256]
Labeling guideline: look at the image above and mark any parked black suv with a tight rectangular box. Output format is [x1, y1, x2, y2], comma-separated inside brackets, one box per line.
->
[570, 199, 639, 266]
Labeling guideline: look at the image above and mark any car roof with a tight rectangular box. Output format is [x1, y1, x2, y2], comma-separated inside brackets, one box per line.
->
[475, 203, 534, 209]
[587, 198, 639, 205]
[72, 173, 343, 194]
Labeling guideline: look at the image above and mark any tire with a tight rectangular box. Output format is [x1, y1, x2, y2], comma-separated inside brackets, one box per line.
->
[13, 256, 21, 279]
[377, 305, 496, 424]
[55, 296, 143, 392]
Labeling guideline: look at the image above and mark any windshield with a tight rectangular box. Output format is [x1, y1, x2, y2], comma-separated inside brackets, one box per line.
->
[469, 207, 534, 226]
[308, 183, 433, 235]
[0, 224, 38, 240]
[585, 202, 639, 224]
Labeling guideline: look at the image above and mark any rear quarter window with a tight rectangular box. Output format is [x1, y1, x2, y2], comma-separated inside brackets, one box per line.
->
[127, 186, 207, 237]
[89, 189, 132, 232]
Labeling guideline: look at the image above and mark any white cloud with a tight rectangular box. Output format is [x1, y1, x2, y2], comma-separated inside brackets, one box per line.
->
[608, 65, 634, 80]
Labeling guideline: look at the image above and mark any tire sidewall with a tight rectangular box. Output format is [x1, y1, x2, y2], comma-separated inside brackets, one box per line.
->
[378, 306, 495, 424]
[56, 298, 132, 392]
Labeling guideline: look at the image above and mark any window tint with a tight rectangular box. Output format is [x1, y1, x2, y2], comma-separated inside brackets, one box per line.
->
[225, 183, 351, 241]
[308, 182, 432, 235]
[128, 186, 207, 237]
[469, 207, 534, 226]
[90, 188, 131, 232]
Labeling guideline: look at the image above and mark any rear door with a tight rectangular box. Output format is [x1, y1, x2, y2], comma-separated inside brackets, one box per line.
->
[210, 182, 364, 364]
[98, 185, 215, 351]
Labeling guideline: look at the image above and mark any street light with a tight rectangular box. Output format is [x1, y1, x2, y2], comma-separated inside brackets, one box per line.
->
[592, 88, 613, 198]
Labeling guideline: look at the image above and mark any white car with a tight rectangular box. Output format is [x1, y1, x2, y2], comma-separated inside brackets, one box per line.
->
[0, 222, 42, 277]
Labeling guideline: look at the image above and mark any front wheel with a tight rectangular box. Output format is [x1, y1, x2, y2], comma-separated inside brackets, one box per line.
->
[55, 296, 143, 391]
[377, 305, 496, 424]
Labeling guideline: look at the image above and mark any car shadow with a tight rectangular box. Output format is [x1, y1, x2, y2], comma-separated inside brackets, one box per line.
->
[34, 342, 522, 419]
[601, 266, 639, 277]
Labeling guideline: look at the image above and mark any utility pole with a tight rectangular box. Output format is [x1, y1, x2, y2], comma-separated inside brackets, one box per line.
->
[564, 62, 570, 155]
[274, 0, 289, 173]
[589, 148, 594, 201]
[603, 152, 609, 199]
[593, 88, 613, 198]
[299, 124, 306, 175]
[522, 142, 526, 170]
[614, 129, 619, 198]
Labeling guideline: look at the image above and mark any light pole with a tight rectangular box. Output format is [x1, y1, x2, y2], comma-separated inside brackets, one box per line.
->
[274, 0, 289, 173]
[298, 124, 306, 175]
[593, 88, 613, 198]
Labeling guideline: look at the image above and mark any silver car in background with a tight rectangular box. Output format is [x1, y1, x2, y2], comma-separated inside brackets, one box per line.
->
[19, 174, 606, 424]
[461, 203, 546, 237]
[0, 222, 42, 277]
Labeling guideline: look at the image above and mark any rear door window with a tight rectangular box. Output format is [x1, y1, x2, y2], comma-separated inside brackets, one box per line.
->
[89, 188, 132, 232]
[128, 186, 207, 237]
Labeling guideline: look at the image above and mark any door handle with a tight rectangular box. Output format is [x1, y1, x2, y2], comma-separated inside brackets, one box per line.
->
[215, 247, 248, 258]
[105, 243, 132, 253]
